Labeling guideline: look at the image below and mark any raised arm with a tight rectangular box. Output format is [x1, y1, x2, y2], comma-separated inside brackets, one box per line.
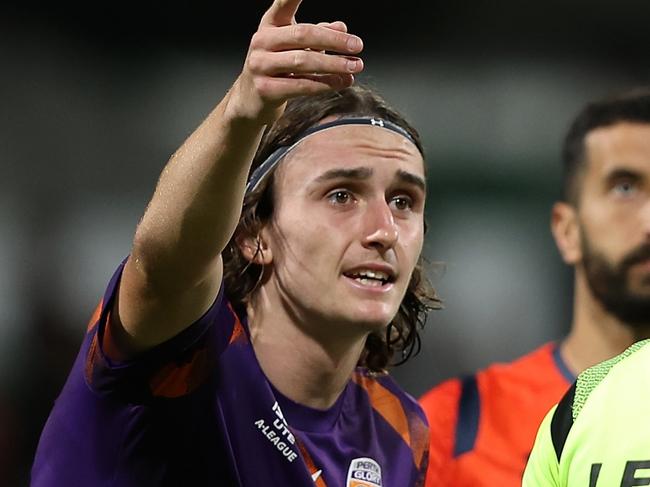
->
[112, 0, 364, 355]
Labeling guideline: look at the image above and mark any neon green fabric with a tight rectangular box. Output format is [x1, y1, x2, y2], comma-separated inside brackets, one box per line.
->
[523, 339, 650, 487]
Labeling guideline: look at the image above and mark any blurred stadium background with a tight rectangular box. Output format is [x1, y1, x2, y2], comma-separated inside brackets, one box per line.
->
[2, 0, 649, 483]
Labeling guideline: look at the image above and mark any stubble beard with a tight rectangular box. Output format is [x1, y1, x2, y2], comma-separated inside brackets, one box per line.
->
[581, 233, 650, 327]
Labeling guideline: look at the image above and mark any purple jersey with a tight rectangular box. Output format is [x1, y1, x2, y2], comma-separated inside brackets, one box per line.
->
[32, 262, 429, 486]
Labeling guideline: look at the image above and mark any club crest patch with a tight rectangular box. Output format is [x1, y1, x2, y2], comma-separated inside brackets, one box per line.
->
[346, 457, 382, 487]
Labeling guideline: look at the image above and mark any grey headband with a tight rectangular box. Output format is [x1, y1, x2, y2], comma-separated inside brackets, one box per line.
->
[245, 117, 419, 194]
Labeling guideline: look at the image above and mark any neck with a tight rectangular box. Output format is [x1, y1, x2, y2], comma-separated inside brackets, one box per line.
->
[246, 291, 369, 410]
[561, 272, 650, 375]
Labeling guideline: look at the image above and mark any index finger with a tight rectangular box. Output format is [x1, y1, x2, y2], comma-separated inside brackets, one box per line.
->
[260, 0, 303, 27]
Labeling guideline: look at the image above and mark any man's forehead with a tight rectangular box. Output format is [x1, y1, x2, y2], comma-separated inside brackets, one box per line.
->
[585, 122, 650, 175]
[586, 122, 650, 153]
[282, 125, 424, 176]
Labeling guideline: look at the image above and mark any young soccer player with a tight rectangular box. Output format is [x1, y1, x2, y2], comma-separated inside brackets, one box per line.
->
[31, 1, 438, 486]
[420, 89, 650, 486]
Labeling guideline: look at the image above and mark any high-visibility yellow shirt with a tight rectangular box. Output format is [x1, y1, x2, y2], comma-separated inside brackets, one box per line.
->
[523, 339, 650, 487]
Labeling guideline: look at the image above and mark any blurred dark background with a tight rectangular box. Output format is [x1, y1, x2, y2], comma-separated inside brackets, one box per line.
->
[2, 1, 649, 484]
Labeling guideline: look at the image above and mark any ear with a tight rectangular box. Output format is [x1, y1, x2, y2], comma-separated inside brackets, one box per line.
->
[551, 202, 582, 265]
[236, 233, 273, 265]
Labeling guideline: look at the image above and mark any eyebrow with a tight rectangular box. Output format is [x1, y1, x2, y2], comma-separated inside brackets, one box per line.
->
[312, 167, 426, 192]
[313, 167, 374, 183]
[605, 168, 643, 183]
[396, 169, 426, 192]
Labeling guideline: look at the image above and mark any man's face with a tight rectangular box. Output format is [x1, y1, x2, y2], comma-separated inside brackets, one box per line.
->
[261, 124, 425, 334]
[576, 122, 650, 323]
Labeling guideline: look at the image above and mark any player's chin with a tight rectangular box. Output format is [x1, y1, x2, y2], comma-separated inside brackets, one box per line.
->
[348, 303, 399, 331]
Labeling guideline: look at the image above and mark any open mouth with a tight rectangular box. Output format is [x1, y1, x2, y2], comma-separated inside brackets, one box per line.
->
[343, 269, 395, 288]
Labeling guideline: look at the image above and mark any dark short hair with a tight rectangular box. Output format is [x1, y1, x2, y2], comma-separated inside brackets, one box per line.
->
[562, 88, 650, 204]
[223, 84, 441, 373]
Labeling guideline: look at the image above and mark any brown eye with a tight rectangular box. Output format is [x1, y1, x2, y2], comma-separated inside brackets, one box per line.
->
[328, 190, 352, 205]
[390, 196, 413, 211]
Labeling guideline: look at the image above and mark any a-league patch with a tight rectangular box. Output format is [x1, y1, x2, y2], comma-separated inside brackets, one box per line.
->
[346, 457, 382, 487]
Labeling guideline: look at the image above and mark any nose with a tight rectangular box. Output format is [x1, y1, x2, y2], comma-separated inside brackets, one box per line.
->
[362, 199, 399, 251]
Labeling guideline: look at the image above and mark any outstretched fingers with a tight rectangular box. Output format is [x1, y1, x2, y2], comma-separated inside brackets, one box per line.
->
[251, 23, 362, 57]
[248, 45, 362, 77]
[231, 2, 364, 122]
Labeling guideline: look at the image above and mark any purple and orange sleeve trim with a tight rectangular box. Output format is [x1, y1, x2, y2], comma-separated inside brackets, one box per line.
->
[83, 259, 239, 400]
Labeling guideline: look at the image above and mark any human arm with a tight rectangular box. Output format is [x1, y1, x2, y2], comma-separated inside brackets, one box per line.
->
[111, 0, 365, 356]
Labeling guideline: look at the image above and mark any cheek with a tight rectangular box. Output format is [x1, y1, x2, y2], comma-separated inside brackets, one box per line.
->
[271, 211, 345, 267]
[579, 216, 629, 267]
[581, 204, 633, 247]
[400, 221, 424, 260]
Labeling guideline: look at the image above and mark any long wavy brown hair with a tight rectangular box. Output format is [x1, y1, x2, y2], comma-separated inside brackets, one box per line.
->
[223, 84, 442, 373]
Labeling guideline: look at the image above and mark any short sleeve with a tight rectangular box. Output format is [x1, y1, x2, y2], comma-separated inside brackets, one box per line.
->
[82, 260, 238, 401]
[522, 405, 560, 487]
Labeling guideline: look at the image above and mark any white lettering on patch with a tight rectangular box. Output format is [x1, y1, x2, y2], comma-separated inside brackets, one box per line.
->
[254, 402, 298, 462]
[346, 457, 382, 487]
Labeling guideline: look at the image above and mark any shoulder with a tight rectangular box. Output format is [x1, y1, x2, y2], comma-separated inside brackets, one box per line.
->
[420, 343, 569, 462]
[353, 368, 426, 421]
[573, 338, 650, 419]
[84, 261, 245, 399]
[420, 342, 565, 420]
[475, 343, 571, 414]
[530, 339, 650, 483]
[352, 369, 429, 469]
[556, 339, 650, 443]
[480, 342, 566, 386]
